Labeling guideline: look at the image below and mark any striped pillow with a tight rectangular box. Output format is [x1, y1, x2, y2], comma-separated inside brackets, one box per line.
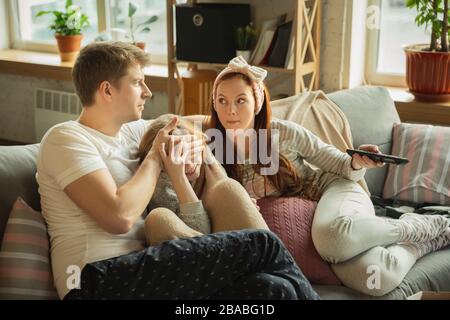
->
[0, 197, 58, 299]
[383, 123, 450, 205]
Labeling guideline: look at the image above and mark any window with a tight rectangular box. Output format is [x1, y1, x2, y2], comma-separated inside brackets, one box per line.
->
[366, 0, 431, 87]
[109, 0, 166, 61]
[8, 0, 167, 63]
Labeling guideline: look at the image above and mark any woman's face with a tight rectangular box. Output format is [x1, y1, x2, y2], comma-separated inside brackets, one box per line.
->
[172, 127, 202, 182]
[215, 78, 256, 132]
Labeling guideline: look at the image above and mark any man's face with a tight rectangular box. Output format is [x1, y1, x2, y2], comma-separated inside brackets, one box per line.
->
[111, 64, 152, 123]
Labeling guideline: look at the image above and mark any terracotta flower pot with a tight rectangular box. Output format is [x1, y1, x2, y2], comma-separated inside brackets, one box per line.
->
[55, 34, 83, 62]
[134, 42, 146, 51]
[404, 44, 450, 102]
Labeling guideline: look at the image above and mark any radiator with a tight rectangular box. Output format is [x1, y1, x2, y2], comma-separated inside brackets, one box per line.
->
[34, 88, 81, 142]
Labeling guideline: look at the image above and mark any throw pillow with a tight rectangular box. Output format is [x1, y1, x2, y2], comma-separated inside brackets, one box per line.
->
[383, 123, 450, 205]
[257, 197, 342, 285]
[0, 197, 58, 299]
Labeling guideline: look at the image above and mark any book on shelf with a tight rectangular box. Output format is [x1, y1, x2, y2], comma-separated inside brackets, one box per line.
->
[251, 29, 276, 65]
[267, 20, 293, 68]
[250, 15, 285, 65]
[285, 7, 311, 69]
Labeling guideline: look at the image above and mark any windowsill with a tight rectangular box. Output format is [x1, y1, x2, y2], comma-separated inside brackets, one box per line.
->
[0, 49, 170, 92]
[386, 87, 450, 126]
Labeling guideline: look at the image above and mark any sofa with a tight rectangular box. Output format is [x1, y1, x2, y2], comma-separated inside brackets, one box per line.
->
[0, 86, 449, 300]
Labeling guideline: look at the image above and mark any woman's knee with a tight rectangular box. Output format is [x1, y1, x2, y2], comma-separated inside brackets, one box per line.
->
[312, 216, 361, 263]
[332, 247, 404, 297]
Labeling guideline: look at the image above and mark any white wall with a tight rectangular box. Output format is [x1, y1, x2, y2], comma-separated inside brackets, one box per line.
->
[320, 0, 349, 92]
[0, 74, 168, 143]
[0, 0, 9, 49]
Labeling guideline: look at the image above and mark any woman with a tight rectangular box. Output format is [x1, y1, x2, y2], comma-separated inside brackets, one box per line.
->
[207, 56, 450, 296]
[136, 114, 268, 246]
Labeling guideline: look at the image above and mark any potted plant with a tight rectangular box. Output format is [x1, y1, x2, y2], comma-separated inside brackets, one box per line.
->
[111, 2, 158, 51]
[235, 22, 257, 61]
[36, 0, 89, 62]
[405, 0, 450, 102]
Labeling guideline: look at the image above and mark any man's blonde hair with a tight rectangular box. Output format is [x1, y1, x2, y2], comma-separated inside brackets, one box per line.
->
[72, 41, 151, 106]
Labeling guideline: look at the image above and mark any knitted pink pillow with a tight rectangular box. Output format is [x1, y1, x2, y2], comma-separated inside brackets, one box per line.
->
[257, 197, 341, 286]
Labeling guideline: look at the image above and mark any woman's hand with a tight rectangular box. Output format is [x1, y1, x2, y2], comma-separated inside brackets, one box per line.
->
[351, 144, 385, 170]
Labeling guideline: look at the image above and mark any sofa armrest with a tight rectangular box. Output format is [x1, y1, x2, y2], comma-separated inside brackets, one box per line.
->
[0, 144, 40, 247]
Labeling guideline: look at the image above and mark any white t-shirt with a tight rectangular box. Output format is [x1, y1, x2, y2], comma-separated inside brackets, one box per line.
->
[36, 119, 150, 299]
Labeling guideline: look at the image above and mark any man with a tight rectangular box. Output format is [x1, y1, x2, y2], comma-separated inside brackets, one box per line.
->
[37, 41, 319, 300]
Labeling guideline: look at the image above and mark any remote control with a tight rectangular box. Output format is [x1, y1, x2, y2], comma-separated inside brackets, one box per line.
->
[346, 149, 409, 165]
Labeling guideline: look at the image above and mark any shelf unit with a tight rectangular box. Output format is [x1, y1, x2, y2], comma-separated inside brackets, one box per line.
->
[166, 0, 322, 115]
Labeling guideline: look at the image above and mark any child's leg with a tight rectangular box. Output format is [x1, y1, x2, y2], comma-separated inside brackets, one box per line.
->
[144, 208, 202, 246]
[202, 178, 269, 233]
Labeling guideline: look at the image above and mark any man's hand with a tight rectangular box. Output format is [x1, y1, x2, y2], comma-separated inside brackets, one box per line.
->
[351, 144, 385, 170]
[148, 116, 179, 159]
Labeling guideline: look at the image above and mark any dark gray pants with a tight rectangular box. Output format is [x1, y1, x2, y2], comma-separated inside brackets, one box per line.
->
[64, 229, 320, 300]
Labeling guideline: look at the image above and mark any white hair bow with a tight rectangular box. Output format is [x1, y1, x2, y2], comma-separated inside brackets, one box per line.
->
[227, 56, 268, 83]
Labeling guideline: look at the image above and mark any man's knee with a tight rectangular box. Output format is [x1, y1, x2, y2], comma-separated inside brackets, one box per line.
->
[240, 229, 285, 249]
[256, 274, 297, 300]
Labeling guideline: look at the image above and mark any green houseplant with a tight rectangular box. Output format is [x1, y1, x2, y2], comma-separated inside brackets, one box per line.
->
[404, 0, 450, 102]
[111, 2, 158, 51]
[234, 22, 257, 61]
[36, 0, 90, 62]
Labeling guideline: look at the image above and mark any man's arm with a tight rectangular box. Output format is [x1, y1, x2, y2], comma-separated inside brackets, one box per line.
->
[64, 117, 179, 235]
[64, 149, 162, 234]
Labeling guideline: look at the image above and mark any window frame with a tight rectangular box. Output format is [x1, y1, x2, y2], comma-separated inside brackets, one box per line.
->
[7, 0, 167, 64]
[365, 0, 407, 87]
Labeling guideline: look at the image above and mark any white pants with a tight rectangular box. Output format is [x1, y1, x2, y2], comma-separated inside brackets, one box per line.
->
[312, 179, 417, 296]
